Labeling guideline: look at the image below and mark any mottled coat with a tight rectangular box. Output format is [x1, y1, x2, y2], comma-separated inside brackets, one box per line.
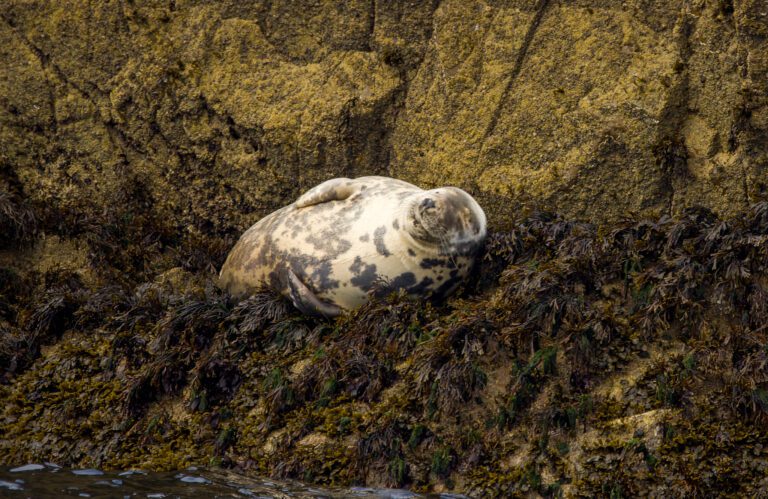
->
[219, 176, 486, 316]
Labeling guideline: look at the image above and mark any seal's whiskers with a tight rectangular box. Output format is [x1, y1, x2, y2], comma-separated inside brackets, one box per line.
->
[438, 231, 458, 268]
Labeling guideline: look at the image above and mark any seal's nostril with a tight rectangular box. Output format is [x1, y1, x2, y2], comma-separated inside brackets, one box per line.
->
[420, 198, 436, 210]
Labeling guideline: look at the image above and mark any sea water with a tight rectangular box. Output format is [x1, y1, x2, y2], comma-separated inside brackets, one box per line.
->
[0, 464, 467, 498]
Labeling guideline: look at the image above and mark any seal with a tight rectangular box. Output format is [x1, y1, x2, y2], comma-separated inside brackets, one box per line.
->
[219, 176, 487, 317]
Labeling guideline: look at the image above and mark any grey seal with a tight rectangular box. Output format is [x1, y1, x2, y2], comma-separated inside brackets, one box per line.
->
[219, 176, 487, 317]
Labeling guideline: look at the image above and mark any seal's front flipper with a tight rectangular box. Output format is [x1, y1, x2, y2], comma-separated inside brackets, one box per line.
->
[287, 269, 343, 318]
[294, 178, 359, 208]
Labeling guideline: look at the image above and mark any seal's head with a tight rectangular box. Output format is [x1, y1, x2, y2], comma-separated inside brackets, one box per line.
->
[402, 187, 487, 256]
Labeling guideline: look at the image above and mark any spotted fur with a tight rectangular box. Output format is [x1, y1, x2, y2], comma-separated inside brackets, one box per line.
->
[219, 176, 487, 317]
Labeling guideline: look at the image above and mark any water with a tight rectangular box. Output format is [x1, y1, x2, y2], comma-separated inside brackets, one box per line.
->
[0, 464, 466, 498]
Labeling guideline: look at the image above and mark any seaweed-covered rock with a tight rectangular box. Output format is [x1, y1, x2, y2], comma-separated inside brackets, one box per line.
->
[3, 205, 768, 496]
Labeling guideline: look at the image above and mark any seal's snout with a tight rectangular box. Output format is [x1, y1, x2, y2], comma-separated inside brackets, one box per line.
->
[440, 188, 487, 242]
[420, 198, 436, 210]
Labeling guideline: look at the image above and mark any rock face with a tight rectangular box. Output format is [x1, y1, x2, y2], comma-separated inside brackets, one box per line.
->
[1, 1, 405, 239]
[2, 0, 766, 233]
[391, 0, 767, 221]
[2, 0, 768, 497]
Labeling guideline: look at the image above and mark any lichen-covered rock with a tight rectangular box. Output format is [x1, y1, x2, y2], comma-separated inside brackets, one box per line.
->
[3, 0, 765, 231]
[2, 1, 405, 242]
[390, 0, 767, 223]
[2, 0, 768, 497]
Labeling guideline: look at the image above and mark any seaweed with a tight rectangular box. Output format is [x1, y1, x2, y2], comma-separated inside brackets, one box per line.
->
[0, 190, 37, 248]
[5, 200, 768, 496]
[1, 268, 84, 381]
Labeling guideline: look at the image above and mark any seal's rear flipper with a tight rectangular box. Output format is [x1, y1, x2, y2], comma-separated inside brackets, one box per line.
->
[287, 269, 342, 318]
[294, 178, 358, 208]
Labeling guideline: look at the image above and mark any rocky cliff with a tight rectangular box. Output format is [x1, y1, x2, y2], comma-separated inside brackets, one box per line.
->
[3, 0, 767, 232]
[2, 1, 768, 496]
